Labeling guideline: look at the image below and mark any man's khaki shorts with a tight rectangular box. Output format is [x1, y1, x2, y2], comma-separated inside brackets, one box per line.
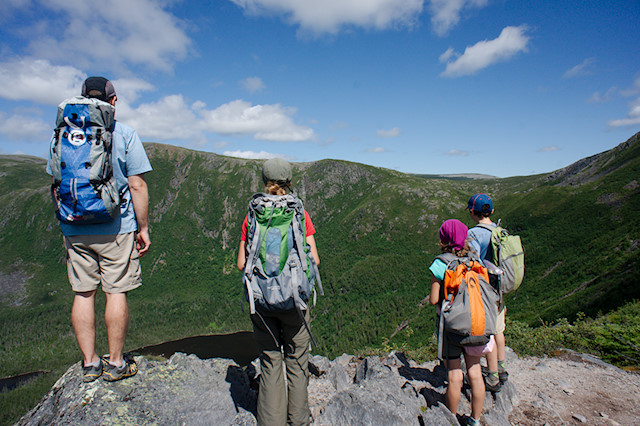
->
[496, 306, 506, 334]
[64, 232, 142, 294]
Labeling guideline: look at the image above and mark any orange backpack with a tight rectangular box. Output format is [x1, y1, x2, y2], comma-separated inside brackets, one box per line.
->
[436, 254, 499, 357]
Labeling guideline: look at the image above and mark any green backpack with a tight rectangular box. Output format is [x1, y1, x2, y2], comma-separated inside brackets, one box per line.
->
[243, 193, 323, 314]
[478, 221, 525, 294]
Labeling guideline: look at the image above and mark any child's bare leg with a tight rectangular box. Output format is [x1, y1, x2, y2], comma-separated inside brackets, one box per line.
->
[496, 331, 506, 362]
[445, 358, 463, 415]
[464, 353, 485, 421]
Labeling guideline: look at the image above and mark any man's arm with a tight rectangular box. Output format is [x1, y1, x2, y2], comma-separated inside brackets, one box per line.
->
[128, 173, 150, 256]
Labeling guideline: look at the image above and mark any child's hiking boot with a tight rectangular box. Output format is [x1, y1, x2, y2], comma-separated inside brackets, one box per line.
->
[103, 357, 138, 382]
[484, 378, 502, 392]
[481, 365, 509, 384]
[82, 358, 104, 382]
[483, 370, 502, 392]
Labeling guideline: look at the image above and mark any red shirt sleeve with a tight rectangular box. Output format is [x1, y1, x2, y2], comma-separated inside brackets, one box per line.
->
[240, 211, 315, 241]
[241, 214, 248, 241]
[304, 211, 316, 236]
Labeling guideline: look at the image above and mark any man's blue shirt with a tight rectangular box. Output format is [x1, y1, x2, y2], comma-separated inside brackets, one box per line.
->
[47, 121, 152, 236]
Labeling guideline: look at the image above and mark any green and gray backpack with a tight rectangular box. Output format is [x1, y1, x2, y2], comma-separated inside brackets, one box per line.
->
[478, 221, 525, 294]
[243, 193, 323, 316]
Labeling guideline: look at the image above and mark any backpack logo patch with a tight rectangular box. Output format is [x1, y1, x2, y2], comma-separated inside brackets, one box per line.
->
[68, 129, 87, 146]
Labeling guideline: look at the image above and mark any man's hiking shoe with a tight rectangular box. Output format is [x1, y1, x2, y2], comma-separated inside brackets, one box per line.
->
[103, 357, 138, 382]
[82, 359, 104, 382]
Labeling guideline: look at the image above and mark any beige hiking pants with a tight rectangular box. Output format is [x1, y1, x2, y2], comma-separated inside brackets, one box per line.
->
[251, 309, 311, 426]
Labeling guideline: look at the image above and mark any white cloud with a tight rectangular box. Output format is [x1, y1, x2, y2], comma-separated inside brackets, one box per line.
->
[118, 96, 315, 143]
[240, 77, 266, 93]
[538, 146, 560, 152]
[0, 110, 51, 142]
[230, 0, 424, 35]
[198, 100, 314, 141]
[376, 127, 402, 138]
[445, 149, 469, 156]
[439, 47, 455, 63]
[7, 0, 191, 72]
[0, 59, 315, 144]
[440, 25, 530, 77]
[366, 146, 388, 153]
[119, 95, 203, 141]
[110, 78, 155, 103]
[428, 0, 488, 36]
[563, 57, 596, 79]
[0, 59, 85, 105]
[0, 58, 155, 107]
[222, 150, 293, 160]
[607, 75, 640, 128]
[588, 87, 617, 104]
[608, 97, 640, 127]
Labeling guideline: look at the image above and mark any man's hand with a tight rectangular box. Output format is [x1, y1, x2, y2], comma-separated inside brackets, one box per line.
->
[136, 229, 151, 257]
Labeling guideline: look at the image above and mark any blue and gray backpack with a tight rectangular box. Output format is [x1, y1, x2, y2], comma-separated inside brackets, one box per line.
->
[49, 96, 121, 224]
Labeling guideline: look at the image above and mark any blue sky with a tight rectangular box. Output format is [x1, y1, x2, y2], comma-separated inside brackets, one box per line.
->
[1, 0, 638, 177]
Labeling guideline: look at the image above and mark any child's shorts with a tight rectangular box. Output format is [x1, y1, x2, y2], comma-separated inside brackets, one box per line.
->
[464, 335, 495, 357]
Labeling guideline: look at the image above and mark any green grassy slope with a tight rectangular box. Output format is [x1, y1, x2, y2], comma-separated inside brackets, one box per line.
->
[0, 133, 639, 424]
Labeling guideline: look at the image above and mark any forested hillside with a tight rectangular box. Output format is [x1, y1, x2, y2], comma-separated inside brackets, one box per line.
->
[1, 132, 639, 423]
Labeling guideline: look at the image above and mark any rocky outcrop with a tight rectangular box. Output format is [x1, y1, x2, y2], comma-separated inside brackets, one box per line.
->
[19, 351, 517, 425]
[18, 354, 256, 425]
[546, 131, 640, 186]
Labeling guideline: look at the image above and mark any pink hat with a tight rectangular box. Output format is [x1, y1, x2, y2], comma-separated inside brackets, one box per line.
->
[439, 219, 468, 250]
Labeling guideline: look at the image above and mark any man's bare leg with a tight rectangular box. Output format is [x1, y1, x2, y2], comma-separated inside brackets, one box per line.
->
[104, 292, 129, 366]
[71, 290, 101, 366]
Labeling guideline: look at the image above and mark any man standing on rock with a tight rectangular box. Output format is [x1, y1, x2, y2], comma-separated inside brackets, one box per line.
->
[47, 76, 152, 382]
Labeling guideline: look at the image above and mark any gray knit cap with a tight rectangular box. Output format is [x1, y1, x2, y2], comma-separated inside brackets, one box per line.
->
[262, 158, 292, 185]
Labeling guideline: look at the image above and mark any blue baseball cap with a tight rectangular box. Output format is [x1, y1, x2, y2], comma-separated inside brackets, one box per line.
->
[467, 193, 493, 213]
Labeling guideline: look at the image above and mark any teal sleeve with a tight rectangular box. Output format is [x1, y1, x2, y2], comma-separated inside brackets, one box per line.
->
[429, 258, 446, 281]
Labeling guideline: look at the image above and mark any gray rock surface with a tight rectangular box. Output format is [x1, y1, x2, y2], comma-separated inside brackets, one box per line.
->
[20, 351, 520, 425]
[18, 353, 256, 425]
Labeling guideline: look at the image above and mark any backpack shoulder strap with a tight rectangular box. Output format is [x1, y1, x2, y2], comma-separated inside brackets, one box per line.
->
[435, 252, 458, 267]
[474, 223, 495, 232]
[243, 193, 268, 280]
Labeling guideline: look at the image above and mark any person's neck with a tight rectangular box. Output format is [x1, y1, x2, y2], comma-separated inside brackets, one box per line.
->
[478, 217, 493, 225]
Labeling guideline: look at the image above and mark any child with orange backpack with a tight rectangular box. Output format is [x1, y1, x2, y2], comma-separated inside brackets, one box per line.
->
[429, 219, 498, 426]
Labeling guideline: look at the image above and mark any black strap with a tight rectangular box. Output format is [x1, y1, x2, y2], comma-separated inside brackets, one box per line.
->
[297, 307, 318, 348]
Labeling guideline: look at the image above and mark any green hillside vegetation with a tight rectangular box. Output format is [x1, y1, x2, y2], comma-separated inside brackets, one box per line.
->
[1, 133, 639, 424]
